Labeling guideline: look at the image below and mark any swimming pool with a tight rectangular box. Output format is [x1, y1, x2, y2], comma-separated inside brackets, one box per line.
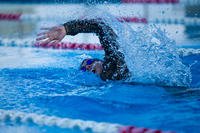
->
[0, 3, 200, 133]
[0, 43, 200, 133]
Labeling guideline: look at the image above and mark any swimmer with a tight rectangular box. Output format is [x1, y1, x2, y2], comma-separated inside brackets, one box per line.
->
[36, 19, 130, 81]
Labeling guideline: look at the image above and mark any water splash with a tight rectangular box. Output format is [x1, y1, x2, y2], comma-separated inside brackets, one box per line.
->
[0, 7, 192, 87]
[82, 8, 192, 87]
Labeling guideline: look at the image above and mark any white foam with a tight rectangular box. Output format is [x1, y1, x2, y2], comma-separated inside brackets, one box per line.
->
[81, 10, 192, 87]
[178, 48, 200, 56]
[0, 109, 120, 133]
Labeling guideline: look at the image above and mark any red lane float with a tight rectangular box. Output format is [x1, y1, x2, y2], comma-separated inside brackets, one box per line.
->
[119, 126, 175, 133]
[122, 0, 179, 3]
[0, 13, 147, 24]
[34, 42, 103, 50]
[118, 17, 147, 23]
[0, 13, 21, 21]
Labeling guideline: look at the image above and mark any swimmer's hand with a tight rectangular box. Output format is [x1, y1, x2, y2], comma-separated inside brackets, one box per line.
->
[36, 25, 66, 45]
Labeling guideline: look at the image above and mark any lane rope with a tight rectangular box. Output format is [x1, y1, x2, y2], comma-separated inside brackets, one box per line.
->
[117, 17, 147, 23]
[0, 13, 147, 23]
[121, 0, 179, 3]
[34, 42, 103, 50]
[1, 13, 200, 26]
[0, 109, 175, 133]
[0, 13, 21, 21]
[0, 38, 103, 50]
[1, 38, 200, 56]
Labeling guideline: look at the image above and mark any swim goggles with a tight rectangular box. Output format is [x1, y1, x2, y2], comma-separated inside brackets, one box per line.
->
[81, 59, 95, 72]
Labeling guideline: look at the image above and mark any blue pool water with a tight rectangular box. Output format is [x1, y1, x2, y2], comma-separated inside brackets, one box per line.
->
[0, 7, 200, 132]
[0, 45, 200, 133]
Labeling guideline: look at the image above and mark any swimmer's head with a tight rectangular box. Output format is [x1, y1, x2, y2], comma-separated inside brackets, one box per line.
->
[80, 58, 103, 75]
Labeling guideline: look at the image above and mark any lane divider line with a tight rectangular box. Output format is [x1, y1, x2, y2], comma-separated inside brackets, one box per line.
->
[0, 13, 21, 21]
[117, 17, 148, 23]
[0, 109, 175, 133]
[1, 13, 200, 26]
[1, 39, 200, 56]
[121, 0, 179, 3]
[34, 42, 103, 50]
[0, 13, 147, 23]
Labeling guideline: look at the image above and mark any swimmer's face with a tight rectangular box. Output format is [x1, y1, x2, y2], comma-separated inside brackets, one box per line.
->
[80, 59, 103, 75]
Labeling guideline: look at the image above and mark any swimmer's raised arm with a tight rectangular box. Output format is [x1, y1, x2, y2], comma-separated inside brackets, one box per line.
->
[37, 19, 118, 57]
[63, 19, 120, 56]
[36, 19, 104, 45]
